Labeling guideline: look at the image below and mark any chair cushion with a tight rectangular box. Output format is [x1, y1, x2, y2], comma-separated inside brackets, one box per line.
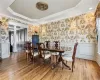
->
[44, 54, 51, 59]
[26, 50, 29, 53]
[45, 51, 50, 53]
[62, 51, 69, 56]
[51, 52, 59, 55]
[62, 56, 73, 61]
[34, 52, 38, 56]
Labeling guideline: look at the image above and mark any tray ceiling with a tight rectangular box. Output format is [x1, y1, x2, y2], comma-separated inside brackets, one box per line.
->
[0, 0, 99, 24]
[10, 0, 81, 19]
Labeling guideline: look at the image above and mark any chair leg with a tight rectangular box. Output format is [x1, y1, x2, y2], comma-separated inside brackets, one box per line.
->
[49, 57, 51, 64]
[66, 61, 67, 64]
[30, 53, 33, 62]
[56, 55, 57, 64]
[26, 52, 28, 59]
[72, 61, 74, 72]
[28, 52, 33, 62]
[42, 57, 45, 64]
[74, 64, 75, 68]
[62, 62, 64, 70]
[33, 56, 35, 63]
[27, 53, 30, 61]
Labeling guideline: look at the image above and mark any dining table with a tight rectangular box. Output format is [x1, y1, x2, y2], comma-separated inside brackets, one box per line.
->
[41, 46, 71, 70]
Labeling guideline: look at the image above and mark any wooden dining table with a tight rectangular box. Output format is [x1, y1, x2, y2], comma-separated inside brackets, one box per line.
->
[41, 46, 71, 70]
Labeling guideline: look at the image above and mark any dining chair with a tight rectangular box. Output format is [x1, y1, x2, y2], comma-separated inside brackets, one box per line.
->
[62, 42, 78, 72]
[37, 43, 51, 63]
[44, 41, 50, 48]
[24, 42, 30, 59]
[31, 43, 39, 62]
[51, 41, 60, 64]
[25, 42, 33, 62]
[44, 41, 51, 54]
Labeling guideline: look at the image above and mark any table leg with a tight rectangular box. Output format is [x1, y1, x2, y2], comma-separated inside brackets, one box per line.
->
[55, 52, 71, 70]
[62, 59, 71, 70]
[59, 52, 71, 70]
[51, 52, 71, 70]
[51, 60, 60, 69]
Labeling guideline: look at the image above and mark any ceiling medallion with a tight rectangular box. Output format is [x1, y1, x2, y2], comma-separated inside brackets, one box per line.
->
[36, 2, 48, 11]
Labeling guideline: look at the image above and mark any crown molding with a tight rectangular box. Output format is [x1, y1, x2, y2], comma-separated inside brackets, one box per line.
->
[39, 10, 95, 25]
[0, 13, 38, 26]
[7, 7, 38, 22]
[7, 0, 99, 25]
[7, 0, 83, 22]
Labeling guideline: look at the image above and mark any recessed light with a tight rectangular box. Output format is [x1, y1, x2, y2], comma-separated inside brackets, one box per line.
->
[89, 7, 93, 10]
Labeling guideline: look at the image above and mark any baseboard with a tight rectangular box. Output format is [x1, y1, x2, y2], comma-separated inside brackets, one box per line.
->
[76, 55, 95, 61]
[96, 61, 100, 66]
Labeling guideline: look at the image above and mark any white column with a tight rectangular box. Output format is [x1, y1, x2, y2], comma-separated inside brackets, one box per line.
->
[13, 25, 17, 52]
[26, 27, 28, 41]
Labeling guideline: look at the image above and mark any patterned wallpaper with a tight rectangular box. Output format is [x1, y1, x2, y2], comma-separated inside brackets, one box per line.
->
[95, 2, 100, 18]
[39, 12, 96, 44]
[28, 24, 40, 41]
[0, 16, 9, 43]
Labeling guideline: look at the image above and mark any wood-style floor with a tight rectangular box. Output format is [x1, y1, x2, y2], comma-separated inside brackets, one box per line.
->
[0, 52, 100, 80]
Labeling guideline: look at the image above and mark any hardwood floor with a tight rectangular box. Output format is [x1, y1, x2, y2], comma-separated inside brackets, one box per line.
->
[0, 52, 100, 80]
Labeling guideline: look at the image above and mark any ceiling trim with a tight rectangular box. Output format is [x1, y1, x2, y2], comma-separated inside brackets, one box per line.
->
[8, 0, 83, 22]
[7, 7, 38, 22]
[39, 0, 82, 20]
[39, 10, 95, 25]
[0, 13, 38, 26]
[7, 0, 99, 24]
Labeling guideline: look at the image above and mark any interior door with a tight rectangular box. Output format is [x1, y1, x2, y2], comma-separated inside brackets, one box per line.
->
[32, 35, 39, 50]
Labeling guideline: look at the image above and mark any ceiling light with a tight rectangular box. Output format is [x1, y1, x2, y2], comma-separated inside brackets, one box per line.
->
[89, 7, 93, 10]
[36, 2, 48, 11]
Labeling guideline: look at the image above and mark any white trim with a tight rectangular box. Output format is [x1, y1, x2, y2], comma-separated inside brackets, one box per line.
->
[39, 10, 95, 25]
[0, 13, 38, 25]
[97, 62, 100, 66]
[7, 0, 99, 24]
[7, 3, 80, 22]
[7, 7, 38, 22]
[76, 43, 96, 61]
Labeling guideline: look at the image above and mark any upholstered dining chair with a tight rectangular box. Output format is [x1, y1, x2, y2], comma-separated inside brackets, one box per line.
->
[51, 41, 60, 64]
[37, 43, 51, 63]
[62, 42, 78, 72]
[31, 43, 39, 62]
[44, 41, 51, 54]
[24, 42, 30, 58]
[44, 41, 50, 48]
[24, 42, 33, 61]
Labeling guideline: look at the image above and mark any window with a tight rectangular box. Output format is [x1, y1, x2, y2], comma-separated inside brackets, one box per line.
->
[96, 18, 100, 54]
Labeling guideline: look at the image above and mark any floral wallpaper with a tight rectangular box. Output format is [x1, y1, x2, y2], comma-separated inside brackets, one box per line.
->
[95, 2, 100, 18]
[0, 16, 9, 43]
[28, 24, 40, 41]
[39, 12, 96, 44]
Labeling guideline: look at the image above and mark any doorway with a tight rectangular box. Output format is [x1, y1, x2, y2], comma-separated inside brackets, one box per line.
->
[9, 25, 27, 53]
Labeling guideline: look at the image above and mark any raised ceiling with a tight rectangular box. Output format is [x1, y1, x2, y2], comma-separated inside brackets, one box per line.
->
[10, 0, 81, 19]
[0, 0, 99, 24]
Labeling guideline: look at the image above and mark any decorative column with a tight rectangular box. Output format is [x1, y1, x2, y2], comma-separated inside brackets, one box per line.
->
[13, 25, 17, 52]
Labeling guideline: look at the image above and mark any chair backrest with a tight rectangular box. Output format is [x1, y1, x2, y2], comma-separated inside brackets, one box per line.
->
[53, 41, 60, 49]
[37, 43, 45, 56]
[24, 42, 31, 50]
[44, 41, 50, 48]
[72, 42, 78, 60]
[31, 43, 34, 51]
